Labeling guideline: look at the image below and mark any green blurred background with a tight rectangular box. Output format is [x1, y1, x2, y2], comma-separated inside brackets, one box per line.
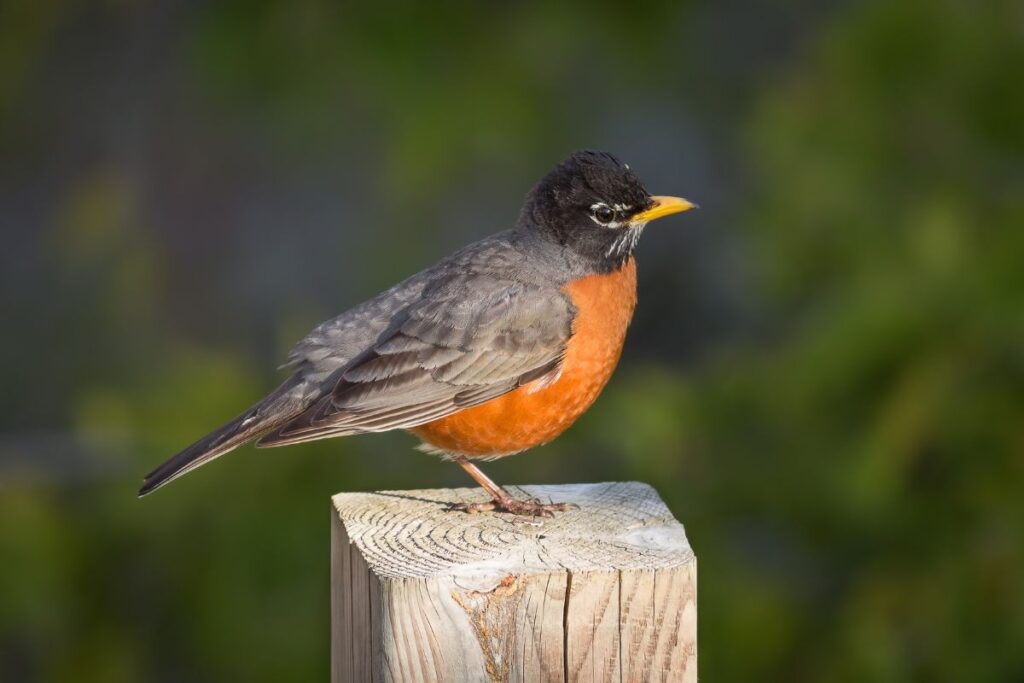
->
[2, 0, 1022, 680]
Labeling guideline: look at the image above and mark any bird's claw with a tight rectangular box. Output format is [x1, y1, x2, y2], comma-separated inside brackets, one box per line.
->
[449, 497, 577, 517]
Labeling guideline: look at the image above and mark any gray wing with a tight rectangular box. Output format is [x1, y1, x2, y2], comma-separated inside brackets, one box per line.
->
[257, 273, 574, 446]
[283, 268, 436, 380]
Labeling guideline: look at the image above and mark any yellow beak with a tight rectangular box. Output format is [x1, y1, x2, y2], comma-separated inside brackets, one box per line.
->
[631, 195, 698, 223]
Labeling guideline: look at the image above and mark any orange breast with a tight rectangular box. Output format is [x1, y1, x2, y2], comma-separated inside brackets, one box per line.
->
[411, 259, 637, 458]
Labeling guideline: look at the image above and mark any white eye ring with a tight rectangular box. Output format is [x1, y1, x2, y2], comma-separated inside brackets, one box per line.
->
[590, 203, 616, 225]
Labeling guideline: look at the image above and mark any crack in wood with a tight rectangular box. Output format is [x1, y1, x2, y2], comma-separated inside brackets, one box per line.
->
[452, 574, 525, 683]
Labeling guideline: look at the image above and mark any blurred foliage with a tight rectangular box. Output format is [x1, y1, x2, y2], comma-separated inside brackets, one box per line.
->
[2, 0, 1023, 681]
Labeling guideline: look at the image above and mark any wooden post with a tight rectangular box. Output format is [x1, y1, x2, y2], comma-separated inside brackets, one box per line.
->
[331, 481, 696, 683]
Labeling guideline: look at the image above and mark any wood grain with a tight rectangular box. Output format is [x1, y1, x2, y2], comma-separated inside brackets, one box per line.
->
[331, 482, 696, 682]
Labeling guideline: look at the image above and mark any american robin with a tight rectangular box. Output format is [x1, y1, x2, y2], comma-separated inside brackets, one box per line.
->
[139, 150, 696, 515]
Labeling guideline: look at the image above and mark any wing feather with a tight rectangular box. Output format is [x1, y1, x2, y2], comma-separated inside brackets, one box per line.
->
[257, 277, 573, 448]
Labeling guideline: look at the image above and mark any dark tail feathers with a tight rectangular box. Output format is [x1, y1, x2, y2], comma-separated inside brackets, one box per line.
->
[138, 380, 303, 497]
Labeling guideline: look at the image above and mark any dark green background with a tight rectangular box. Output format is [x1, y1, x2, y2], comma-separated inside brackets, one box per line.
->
[2, 1, 1022, 680]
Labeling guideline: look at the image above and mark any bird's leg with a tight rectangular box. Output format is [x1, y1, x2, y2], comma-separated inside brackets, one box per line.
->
[450, 456, 575, 517]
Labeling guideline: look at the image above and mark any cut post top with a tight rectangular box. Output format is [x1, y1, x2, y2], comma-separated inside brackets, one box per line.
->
[332, 481, 693, 585]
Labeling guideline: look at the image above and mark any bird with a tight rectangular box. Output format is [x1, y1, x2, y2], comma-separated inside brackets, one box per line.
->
[139, 150, 696, 515]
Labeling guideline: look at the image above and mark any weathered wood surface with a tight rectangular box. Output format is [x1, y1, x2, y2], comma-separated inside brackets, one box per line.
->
[331, 481, 696, 682]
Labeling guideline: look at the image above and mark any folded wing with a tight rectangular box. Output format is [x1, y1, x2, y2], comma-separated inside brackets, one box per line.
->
[257, 275, 574, 447]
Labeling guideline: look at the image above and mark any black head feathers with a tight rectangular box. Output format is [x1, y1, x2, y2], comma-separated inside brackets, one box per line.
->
[520, 150, 654, 270]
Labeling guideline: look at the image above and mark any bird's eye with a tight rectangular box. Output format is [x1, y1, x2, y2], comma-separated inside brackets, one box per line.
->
[592, 204, 615, 224]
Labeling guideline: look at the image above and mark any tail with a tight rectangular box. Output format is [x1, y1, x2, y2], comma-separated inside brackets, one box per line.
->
[138, 378, 305, 497]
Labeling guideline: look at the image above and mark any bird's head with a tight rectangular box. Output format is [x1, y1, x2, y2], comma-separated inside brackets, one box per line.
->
[520, 150, 696, 271]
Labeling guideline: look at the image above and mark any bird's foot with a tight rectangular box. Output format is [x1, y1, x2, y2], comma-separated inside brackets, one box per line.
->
[451, 496, 577, 517]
